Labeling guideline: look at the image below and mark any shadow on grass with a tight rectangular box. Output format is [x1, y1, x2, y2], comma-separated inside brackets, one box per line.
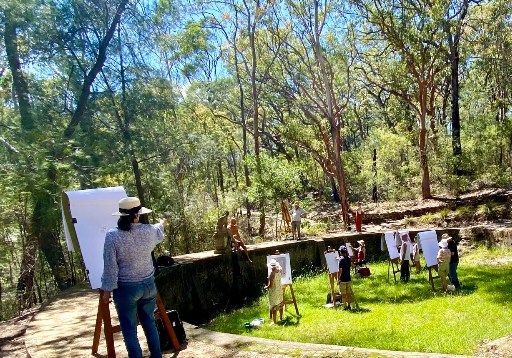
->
[462, 265, 512, 303]
[277, 315, 301, 327]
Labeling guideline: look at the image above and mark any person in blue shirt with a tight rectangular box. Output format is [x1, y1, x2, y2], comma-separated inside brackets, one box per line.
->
[101, 197, 166, 358]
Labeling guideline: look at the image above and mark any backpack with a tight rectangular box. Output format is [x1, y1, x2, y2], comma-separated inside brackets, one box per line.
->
[357, 267, 371, 277]
[156, 310, 187, 350]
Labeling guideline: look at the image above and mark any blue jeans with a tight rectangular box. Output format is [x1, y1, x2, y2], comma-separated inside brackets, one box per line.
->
[449, 262, 460, 288]
[113, 277, 162, 358]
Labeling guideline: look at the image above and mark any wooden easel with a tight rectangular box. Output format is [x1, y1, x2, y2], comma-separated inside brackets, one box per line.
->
[427, 265, 439, 291]
[92, 290, 180, 357]
[387, 258, 401, 283]
[272, 250, 299, 316]
[282, 284, 300, 315]
[327, 272, 342, 308]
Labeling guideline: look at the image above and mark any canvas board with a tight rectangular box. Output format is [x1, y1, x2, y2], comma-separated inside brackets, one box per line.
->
[346, 243, 354, 258]
[324, 251, 339, 274]
[61, 205, 74, 251]
[63, 186, 127, 289]
[267, 253, 292, 285]
[418, 230, 439, 267]
[384, 231, 400, 260]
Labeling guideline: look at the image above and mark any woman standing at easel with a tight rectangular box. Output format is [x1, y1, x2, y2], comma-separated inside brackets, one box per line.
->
[101, 197, 166, 358]
[265, 259, 284, 323]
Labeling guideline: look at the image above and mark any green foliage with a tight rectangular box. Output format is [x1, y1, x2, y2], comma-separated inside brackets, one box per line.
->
[209, 246, 512, 355]
[300, 220, 328, 236]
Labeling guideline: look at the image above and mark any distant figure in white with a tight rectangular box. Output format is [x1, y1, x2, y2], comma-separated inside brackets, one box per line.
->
[291, 201, 305, 240]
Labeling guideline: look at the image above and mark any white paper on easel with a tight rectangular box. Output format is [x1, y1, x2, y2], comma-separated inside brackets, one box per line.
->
[267, 253, 292, 285]
[324, 252, 339, 274]
[418, 230, 439, 267]
[61, 205, 74, 252]
[345, 243, 354, 258]
[384, 232, 400, 260]
[65, 186, 127, 289]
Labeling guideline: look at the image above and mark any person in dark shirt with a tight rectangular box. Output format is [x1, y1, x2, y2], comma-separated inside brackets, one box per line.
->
[338, 245, 353, 310]
[443, 233, 461, 289]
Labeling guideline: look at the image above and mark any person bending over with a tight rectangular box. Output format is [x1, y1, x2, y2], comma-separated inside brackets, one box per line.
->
[101, 197, 166, 358]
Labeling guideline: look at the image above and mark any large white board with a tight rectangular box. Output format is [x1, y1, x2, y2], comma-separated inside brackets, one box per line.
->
[64, 186, 127, 289]
[384, 231, 400, 260]
[345, 243, 355, 258]
[418, 230, 439, 267]
[267, 253, 292, 285]
[324, 251, 339, 274]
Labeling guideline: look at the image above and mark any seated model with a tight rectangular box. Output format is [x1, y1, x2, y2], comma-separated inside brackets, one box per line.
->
[228, 217, 252, 262]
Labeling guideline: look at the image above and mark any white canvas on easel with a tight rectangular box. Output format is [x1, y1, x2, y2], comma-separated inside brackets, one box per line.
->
[324, 252, 339, 274]
[418, 230, 439, 267]
[384, 231, 400, 260]
[345, 243, 355, 258]
[63, 186, 127, 289]
[267, 253, 292, 285]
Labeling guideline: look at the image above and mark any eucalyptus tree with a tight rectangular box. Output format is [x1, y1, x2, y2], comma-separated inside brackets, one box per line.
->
[353, 0, 450, 199]
[467, 0, 512, 169]
[443, 0, 481, 176]
[1, 0, 128, 299]
[261, 0, 355, 224]
[198, 0, 283, 235]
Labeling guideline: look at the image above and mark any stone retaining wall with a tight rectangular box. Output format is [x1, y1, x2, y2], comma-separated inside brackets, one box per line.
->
[156, 228, 461, 324]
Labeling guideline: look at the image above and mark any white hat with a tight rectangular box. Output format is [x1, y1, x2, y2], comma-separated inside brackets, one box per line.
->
[438, 239, 448, 249]
[112, 197, 152, 216]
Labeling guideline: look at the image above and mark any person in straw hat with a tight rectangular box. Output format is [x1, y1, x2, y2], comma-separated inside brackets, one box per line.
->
[437, 238, 451, 292]
[101, 197, 166, 358]
[265, 259, 284, 323]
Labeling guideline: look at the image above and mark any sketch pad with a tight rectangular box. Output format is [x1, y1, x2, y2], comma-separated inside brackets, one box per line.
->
[63, 186, 127, 289]
[324, 252, 339, 274]
[384, 231, 400, 260]
[418, 230, 439, 267]
[267, 253, 292, 285]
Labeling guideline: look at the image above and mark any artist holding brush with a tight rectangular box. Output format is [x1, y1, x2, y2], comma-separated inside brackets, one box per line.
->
[101, 197, 166, 358]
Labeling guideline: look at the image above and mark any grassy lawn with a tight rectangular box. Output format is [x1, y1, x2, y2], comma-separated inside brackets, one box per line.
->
[208, 246, 512, 355]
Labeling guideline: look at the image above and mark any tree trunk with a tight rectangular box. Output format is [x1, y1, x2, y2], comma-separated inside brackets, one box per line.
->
[419, 125, 432, 199]
[3, 8, 33, 131]
[450, 45, 463, 175]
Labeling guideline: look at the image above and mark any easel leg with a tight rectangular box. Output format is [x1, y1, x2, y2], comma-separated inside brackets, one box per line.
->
[387, 260, 391, 282]
[288, 285, 300, 316]
[156, 294, 181, 351]
[429, 268, 435, 291]
[92, 294, 103, 354]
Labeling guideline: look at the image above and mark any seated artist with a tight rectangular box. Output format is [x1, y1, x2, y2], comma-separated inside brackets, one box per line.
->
[228, 217, 252, 262]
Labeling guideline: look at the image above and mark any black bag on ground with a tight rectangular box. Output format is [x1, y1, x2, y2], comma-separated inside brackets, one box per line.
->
[326, 292, 342, 304]
[156, 309, 187, 350]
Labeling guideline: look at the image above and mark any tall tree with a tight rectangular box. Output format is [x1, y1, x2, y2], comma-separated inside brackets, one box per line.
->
[354, 0, 448, 198]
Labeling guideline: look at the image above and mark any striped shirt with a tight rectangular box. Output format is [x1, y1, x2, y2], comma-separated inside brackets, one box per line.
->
[101, 223, 164, 291]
